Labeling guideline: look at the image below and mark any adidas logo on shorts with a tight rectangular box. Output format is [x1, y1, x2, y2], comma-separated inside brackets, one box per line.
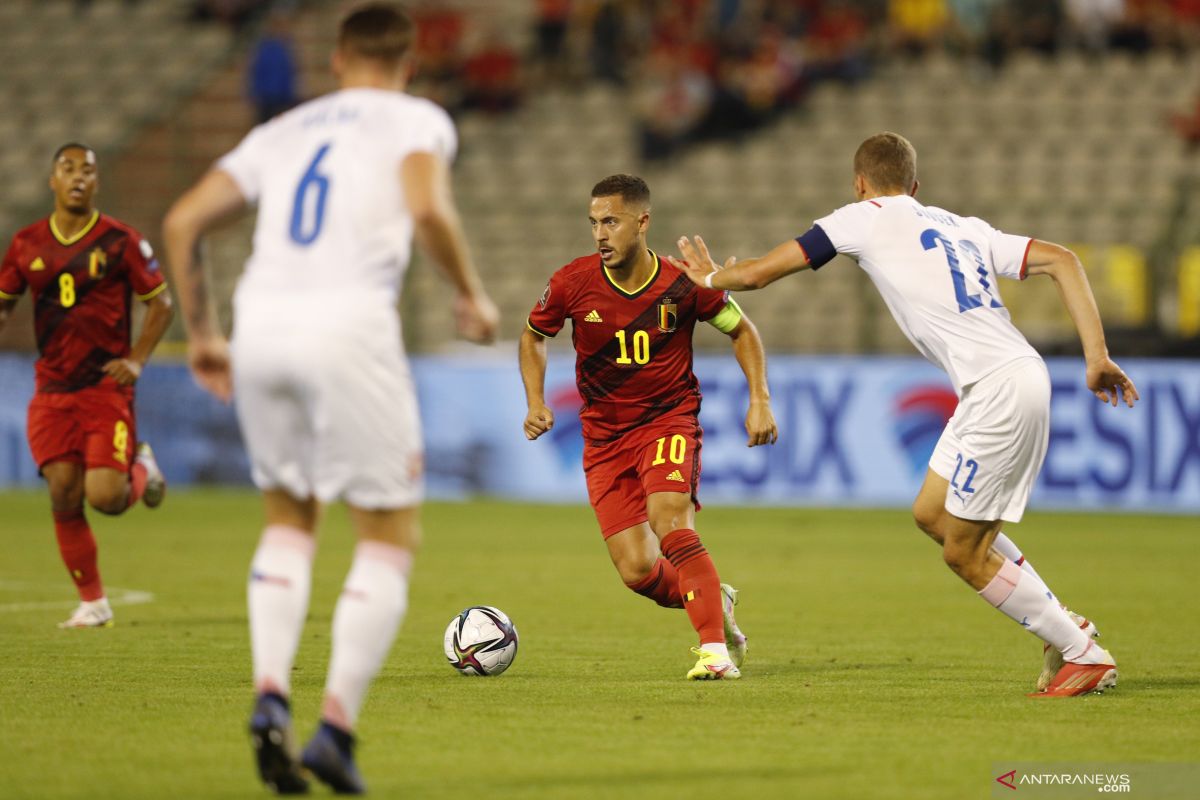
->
[666, 469, 685, 482]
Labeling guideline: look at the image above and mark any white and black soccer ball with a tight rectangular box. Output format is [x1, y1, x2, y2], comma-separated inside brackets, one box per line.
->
[443, 606, 519, 676]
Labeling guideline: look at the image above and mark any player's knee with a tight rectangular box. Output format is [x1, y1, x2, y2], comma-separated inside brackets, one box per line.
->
[86, 485, 128, 515]
[615, 553, 656, 586]
[647, 501, 691, 536]
[47, 477, 84, 512]
[912, 500, 941, 538]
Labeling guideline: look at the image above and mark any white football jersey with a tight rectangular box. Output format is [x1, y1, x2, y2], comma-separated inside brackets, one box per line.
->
[806, 195, 1040, 394]
[217, 88, 456, 312]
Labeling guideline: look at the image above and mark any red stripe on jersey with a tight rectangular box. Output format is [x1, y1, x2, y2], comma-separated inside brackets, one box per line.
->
[1019, 239, 1034, 280]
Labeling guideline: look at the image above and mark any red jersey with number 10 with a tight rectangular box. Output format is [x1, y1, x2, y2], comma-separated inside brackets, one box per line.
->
[528, 251, 728, 445]
[0, 212, 167, 394]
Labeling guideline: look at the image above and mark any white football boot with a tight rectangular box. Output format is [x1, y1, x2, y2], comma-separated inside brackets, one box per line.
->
[58, 597, 114, 629]
[720, 583, 748, 669]
[135, 442, 166, 508]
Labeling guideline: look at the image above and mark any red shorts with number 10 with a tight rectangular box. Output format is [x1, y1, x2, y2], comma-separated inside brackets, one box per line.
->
[27, 386, 137, 473]
[583, 415, 703, 538]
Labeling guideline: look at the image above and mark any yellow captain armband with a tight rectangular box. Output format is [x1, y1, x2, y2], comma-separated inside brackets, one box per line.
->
[705, 298, 744, 334]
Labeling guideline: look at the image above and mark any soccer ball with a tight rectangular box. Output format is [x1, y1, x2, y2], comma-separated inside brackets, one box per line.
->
[443, 606, 519, 676]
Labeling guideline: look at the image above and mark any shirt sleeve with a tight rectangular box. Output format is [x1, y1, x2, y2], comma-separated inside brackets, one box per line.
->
[695, 286, 730, 321]
[985, 223, 1034, 281]
[216, 124, 268, 203]
[0, 238, 26, 300]
[396, 102, 458, 165]
[123, 232, 168, 301]
[527, 271, 568, 337]
[811, 201, 879, 262]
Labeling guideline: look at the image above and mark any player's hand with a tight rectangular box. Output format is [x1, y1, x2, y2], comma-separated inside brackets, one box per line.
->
[524, 404, 554, 440]
[1086, 356, 1139, 408]
[188, 335, 233, 403]
[102, 358, 143, 386]
[666, 236, 736, 288]
[745, 399, 778, 447]
[455, 291, 500, 344]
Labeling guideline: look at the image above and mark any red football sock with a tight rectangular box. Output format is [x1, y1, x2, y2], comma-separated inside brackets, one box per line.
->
[126, 462, 147, 509]
[53, 508, 104, 601]
[625, 557, 684, 608]
[660, 528, 724, 643]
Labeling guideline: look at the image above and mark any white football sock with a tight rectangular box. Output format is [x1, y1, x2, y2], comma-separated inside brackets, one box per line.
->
[979, 559, 1090, 661]
[248, 525, 316, 696]
[322, 541, 412, 731]
[992, 531, 1054, 601]
[700, 642, 730, 660]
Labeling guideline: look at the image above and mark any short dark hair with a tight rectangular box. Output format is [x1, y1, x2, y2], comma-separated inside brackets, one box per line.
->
[853, 132, 917, 193]
[52, 142, 95, 164]
[591, 174, 650, 208]
[338, 2, 414, 66]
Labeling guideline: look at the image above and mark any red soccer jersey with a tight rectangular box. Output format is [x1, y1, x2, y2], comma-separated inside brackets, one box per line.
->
[528, 250, 728, 444]
[0, 211, 167, 394]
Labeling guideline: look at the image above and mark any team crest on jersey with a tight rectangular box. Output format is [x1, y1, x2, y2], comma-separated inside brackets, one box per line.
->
[88, 248, 107, 279]
[538, 282, 551, 309]
[658, 298, 678, 332]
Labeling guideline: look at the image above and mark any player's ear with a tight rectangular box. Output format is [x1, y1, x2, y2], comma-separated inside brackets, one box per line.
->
[331, 48, 344, 79]
[910, 179, 920, 198]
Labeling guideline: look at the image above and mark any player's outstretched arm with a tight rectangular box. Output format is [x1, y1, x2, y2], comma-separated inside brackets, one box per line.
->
[1024, 240, 1139, 408]
[401, 151, 499, 344]
[162, 169, 247, 401]
[666, 235, 810, 291]
[518, 328, 554, 441]
[726, 315, 778, 447]
[103, 292, 174, 386]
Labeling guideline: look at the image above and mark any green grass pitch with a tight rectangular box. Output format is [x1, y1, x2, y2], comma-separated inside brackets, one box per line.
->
[0, 490, 1196, 799]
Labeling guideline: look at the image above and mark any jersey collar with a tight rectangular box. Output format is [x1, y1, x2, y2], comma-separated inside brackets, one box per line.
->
[49, 210, 100, 246]
[602, 249, 660, 299]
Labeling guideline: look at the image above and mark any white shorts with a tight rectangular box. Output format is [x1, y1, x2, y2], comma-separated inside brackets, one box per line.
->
[929, 357, 1050, 523]
[231, 309, 423, 509]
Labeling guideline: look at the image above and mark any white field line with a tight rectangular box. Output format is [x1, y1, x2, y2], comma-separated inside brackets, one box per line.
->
[0, 579, 155, 613]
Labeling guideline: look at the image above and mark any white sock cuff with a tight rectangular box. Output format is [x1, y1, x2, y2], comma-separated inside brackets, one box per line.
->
[353, 540, 413, 576]
[261, 525, 317, 560]
[979, 558, 1023, 607]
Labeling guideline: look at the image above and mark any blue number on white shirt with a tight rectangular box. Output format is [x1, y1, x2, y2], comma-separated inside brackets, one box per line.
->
[289, 143, 332, 246]
[920, 228, 1003, 313]
[950, 452, 979, 493]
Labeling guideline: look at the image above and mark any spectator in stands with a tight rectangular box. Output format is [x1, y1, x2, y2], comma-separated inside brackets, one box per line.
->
[247, 8, 300, 123]
[889, 0, 952, 56]
[588, 0, 631, 86]
[410, 0, 467, 112]
[462, 30, 524, 114]
[637, 47, 713, 160]
[1063, 0, 1125, 51]
[531, 0, 573, 83]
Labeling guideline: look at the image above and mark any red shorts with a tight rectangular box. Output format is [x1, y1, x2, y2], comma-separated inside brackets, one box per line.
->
[583, 416, 703, 538]
[27, 387, 137, 473]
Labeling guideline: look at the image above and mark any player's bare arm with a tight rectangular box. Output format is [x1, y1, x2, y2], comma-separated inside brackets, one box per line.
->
[102, 291, 174, 386]
[162, 169, 248, 402]
[667, 235, 811, 291]
[401, 150, 499, 344]
[1024, 240, 1139, 408]
[725, 315, 778, 447]
[518, 328, 554, 440]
